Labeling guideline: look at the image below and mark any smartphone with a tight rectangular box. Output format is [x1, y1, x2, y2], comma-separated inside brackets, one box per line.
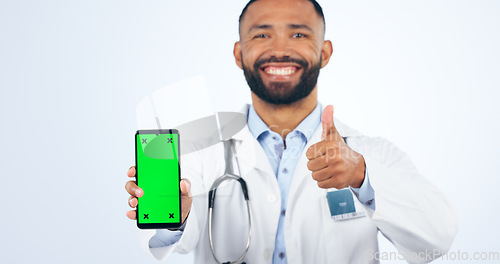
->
[135, 129, 182, 229]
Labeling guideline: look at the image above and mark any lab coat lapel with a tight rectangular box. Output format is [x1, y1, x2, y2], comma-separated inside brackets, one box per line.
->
[231, 104, 275, 178]
[233, 126, 275, 177]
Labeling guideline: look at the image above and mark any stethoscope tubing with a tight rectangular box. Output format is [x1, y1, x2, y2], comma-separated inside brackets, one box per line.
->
[207, 139, 251, 264]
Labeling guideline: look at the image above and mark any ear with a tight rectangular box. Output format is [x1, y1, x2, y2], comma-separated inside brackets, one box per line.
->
[233, 41, 243, 69]
[320, 40, 333, 68]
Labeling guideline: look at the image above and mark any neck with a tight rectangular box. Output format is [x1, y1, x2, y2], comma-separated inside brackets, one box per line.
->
[251, 87, 318, 140]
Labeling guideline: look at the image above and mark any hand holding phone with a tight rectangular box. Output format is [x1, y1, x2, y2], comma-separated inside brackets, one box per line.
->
[125, 168, 192, 226]
[125, 129, 192, 229]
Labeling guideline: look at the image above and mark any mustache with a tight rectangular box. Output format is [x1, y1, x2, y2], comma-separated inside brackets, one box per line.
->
[254, 56, 308, 69]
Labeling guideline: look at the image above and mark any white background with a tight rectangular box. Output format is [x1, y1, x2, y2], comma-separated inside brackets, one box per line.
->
[1, 0, 499, 263]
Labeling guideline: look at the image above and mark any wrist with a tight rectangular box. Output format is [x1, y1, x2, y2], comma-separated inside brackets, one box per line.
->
[350, 154, 366, 188]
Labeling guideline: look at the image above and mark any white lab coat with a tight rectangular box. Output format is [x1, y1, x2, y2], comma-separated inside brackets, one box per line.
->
[137, 103, 458, 264]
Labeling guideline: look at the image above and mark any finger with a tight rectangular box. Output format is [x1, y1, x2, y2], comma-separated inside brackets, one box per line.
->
[126, 210, 137, 220]
[180, 178, 192, 197]
[306, 141, 344, 160]
[307, 156, 328, 171]
[321, 105, 340, 141]
[306, 141, 332, 159]
[127, 166, 136, 178]
[311, 166, 334, 182]
[128, 196, 138, 208]
[317, 176, 348, 189]
[125, 180, 143, 197]
[311, 163, 346, 181]
[180, 179, 193, 224]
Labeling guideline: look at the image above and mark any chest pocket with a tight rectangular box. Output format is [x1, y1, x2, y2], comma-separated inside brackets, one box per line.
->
[320, 189, 379, 264]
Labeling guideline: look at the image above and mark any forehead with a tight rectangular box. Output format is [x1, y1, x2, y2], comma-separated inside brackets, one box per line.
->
[240, 0, 323, 33]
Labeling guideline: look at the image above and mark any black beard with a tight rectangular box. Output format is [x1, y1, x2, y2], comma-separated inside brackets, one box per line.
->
[242, 55, 321, 105]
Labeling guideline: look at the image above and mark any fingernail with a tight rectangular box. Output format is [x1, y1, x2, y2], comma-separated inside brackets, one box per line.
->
[135, 188, 143, 197]
[179, 181, 188, 193]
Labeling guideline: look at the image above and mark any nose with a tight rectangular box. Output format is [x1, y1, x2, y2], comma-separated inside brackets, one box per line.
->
[268, 36, 292, 58]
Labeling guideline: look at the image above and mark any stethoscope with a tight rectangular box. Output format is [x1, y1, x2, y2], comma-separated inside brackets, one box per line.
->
[208, 138, 251, 264]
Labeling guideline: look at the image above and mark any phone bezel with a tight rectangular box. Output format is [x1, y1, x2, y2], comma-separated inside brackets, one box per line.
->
[135, 129, 182, 229]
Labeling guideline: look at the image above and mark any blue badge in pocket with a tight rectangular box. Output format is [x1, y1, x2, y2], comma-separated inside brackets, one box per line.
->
[327, 189, 365, 221]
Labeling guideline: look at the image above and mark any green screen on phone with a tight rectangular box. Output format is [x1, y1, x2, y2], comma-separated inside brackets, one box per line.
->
[135, 129, 181, 228]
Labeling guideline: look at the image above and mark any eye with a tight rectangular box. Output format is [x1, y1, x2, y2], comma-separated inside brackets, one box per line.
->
[293, 33, 306, 38]
[254, 33, 268, 39]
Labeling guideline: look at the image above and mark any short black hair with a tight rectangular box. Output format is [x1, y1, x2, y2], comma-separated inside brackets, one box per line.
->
[238, 0, 325, 30]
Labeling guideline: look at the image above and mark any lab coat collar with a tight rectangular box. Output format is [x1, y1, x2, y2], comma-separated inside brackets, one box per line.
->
[231, 104, 274, 177]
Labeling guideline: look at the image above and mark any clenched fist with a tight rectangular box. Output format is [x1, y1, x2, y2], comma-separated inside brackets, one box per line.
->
[306, 105, 366, 189]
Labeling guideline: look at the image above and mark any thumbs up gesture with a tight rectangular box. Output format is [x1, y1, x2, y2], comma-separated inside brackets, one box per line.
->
[306, 105, 366, 189]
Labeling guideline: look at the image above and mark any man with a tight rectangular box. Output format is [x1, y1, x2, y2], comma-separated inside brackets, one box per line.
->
[125, 0, 458, 263]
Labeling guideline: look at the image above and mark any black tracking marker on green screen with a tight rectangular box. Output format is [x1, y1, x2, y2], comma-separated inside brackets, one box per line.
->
[135, 129, 182, 229]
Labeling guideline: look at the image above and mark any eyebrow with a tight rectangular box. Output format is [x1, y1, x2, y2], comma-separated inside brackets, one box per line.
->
[248, 23, 314, 34]
[248, 24, 272, 33]
[288, 24, 314, 32]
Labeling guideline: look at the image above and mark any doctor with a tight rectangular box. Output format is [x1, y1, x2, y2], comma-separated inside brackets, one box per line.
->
[125, 0, 458, 263]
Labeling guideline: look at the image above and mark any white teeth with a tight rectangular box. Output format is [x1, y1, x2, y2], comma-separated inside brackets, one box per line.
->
[266, 68, 295, 75]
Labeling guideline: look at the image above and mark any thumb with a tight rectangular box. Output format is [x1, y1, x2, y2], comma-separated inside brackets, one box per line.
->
[180, 178, 192, 197]
[321, 105, 339, 141]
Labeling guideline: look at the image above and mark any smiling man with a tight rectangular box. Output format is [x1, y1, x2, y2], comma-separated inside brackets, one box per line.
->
[236, 0, 327, 107]
[125, 0, 458, 263]
[234, 0, 332, 141]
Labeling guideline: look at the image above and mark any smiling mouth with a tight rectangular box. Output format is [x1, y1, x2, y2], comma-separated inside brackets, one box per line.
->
[261, 65, 302, 77]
